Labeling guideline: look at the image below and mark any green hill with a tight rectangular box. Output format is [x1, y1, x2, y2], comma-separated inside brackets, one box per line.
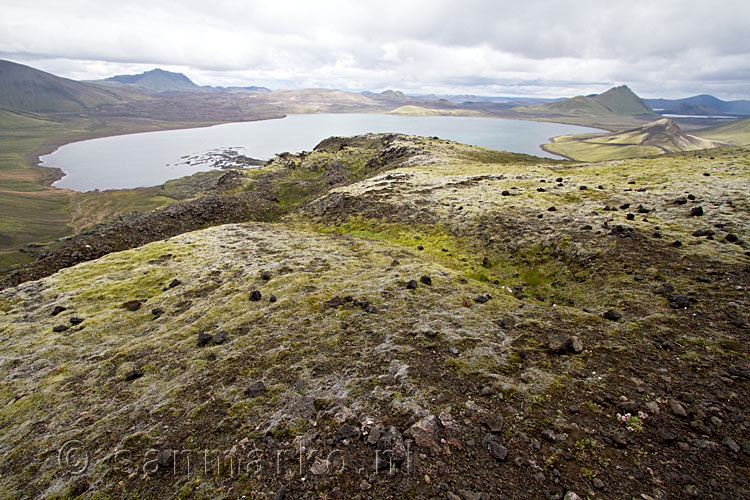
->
[696, 117, 750, 145]
[515, 85, 657, 119]
[543, 118, 725, 161]
[0, 59, 135, 113]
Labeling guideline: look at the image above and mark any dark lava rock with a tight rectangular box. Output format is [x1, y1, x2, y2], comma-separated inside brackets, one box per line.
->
[653, 284, 675, 295]
[249, 290, 262, 301]
[671, 240, 683, 247]
[690, 206, 704, 216]
[365, 305, 378, 314]
[668, 294, 691, 309]
[501, 190, 510, 196]
[156, 449, 173, 468]
[213, 331, 228, 345]
[547, 206, 557, 212]
[482, 434, 508, 461]
[725, 233, 739, 243]
[474, 293, 492, 304]
[197, 331, 212, 347]
[674, 197, 687, 205]
[260, 271, 271, 281]
[337, 423, 361, 441]
[658, 427, 677, 443]
[52, 324, 69, 333]
[723, 436, 741, 454]
[406, 280, 418, 290]
[122, 300, 142, 311]
[206, 353, 217, 361]
[51, 305, 67, 316]
[151, 307, 164, 317]
[638, 206, 651, 214]
[620, 203, 631, 209]
[69, 317, 84, 325]
[688, 194, 696, 200]
[376, 426, 407, 467]
[245, 381, 267, 398]
[168, 279, 181, 288]
[556, 177, 563, 182]
[325, 296, 344, 307]
[692, 229, 707, 237]
[417, 245, 424, 250]
[537, 187, 546, 192]
[420, 275, 432, 286]
[391, 259, 400, 266]
[548, 334, 571, 354]
[482, 256, 491, 267]
[541, 429, 556, 442]
[610, 225, 634, 238]
[626, 213, 635, 221]
[603, 310, 622, 321]
[269, 295, 277, 303]
[582, 224, 592, 230]
[124, 369, 143, 382]
[579, 185, 587, 190]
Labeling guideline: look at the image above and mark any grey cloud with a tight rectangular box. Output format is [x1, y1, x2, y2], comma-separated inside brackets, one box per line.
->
[0, 0, 748, 99]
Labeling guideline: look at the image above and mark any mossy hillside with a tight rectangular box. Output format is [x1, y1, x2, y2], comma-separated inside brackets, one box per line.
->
[0, 135, 748, 499]
[0, 222, 587, 498]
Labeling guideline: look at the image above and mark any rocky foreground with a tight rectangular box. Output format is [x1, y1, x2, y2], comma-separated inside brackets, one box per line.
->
[0, 135, 748, 499]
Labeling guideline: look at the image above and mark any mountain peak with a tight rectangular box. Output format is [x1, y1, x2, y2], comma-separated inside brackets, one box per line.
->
[103, 68, 198, 92]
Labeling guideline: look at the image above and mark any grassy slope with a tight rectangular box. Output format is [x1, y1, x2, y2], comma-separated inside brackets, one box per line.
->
[0, 59, 139, 113]
[542, 119, 725, 161]
[697, 117, 750, 145]
[0, 138, 747, 499]
[0, 115, 226, 267]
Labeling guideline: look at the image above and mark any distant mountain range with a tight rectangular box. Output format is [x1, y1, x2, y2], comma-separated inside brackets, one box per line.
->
[0, 59, 135, 113]
[94, 68, 271, 94]
[644, 95, 750, 116]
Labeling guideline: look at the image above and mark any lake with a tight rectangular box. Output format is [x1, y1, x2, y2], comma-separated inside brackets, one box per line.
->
[42, 113, 600, 191]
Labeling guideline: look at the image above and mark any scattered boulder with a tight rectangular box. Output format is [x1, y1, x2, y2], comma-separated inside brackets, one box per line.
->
[168, 279, 181, 288]
[124, 369, 143, 382]
[260, 271, 271, 281]
[668, 294, 692, 309]
[52, 324, 68, 333]
[245, 381, 267, 398]
[249, 290, 262, 301]
[213, 331, 228, 345]
[69, 317, 84, 325]
[156, 449, 173, 468]
[51, 305, 67, 316]
[670, 399, 688, 418]
[482, 434, 508, 461]
[406, 280, 418, 290]
[122, 300, 142, 311]
[269, 294, 277, 303]
[690, 206, 704, 216]
[473, 293, 492, 304]
[197, 331, 212, 347]
[603, 309, 622, 321]
[325, 296, 344, 307]
[420, 275, 432, 286]
[376, 426, 408, 468]
[408, 415, 439, 451]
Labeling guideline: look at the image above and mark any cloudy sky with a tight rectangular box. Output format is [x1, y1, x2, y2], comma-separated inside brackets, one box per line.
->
[2, 0, 749, 99]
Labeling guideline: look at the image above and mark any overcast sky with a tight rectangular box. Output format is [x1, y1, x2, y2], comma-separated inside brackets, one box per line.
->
[1, 0, 749, 99]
